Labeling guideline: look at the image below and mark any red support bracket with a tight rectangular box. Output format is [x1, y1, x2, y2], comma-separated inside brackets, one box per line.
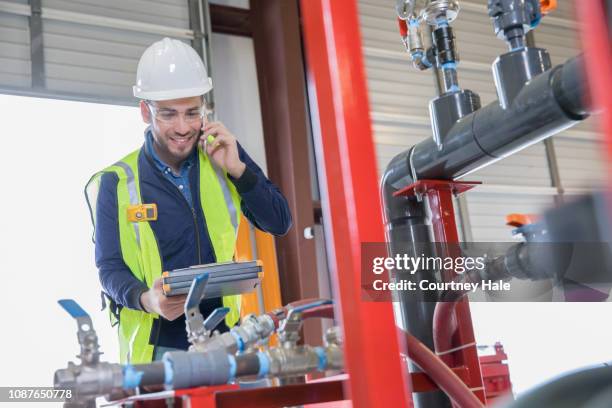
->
[395, 179, 486, 403]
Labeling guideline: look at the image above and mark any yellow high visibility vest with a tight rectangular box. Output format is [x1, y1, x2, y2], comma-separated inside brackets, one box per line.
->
[86, 146, 241, 364]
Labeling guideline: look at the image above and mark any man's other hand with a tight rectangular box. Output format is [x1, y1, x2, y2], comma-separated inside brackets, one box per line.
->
[201, 121, 246, 178]
[140, 277, 187, 321]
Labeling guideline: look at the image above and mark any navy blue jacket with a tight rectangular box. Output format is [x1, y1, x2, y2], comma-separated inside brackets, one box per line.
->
[95, 139, 291, 350]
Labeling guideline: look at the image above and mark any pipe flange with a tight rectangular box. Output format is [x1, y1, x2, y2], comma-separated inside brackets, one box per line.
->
[422, 0, 459, 25]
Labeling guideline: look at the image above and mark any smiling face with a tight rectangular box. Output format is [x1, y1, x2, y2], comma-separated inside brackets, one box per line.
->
[140, 96, 204, 169]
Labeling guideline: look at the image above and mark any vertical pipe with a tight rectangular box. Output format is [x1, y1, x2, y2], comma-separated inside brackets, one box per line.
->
[381, 156, 453, 408]
[28, 0, 45, 89]
[455, 195, 474, 242]
[544, 138, 565, 205]
[427, 25, 444, 96]
[200, 0, 216, 117]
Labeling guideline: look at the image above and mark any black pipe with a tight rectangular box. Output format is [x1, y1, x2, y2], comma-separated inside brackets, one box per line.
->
[132, 362, 166, 387]
[410, 54, 589, 181]
[381, 154, 453, 408]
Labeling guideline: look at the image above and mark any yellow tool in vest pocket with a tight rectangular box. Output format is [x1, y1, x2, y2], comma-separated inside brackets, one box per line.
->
[127, 203, 158, 222]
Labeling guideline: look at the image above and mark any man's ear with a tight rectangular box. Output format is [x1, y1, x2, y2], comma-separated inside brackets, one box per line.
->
[140, 100, 151, 124]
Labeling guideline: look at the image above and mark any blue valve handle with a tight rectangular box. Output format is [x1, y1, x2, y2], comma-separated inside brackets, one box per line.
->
[58, 298, 97, 353]
[185, 273, 210, 311]
[58, 299, 90, 318]
[203, 307, 230, 332]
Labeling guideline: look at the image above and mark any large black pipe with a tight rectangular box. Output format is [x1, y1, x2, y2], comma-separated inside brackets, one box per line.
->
[381, 53, 590, 408]
[381, 153, 452, 408]
[410, 55, 588, 181]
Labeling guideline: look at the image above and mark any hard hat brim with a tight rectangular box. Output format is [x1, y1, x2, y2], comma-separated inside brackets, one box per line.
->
[133, 80, 213, 101]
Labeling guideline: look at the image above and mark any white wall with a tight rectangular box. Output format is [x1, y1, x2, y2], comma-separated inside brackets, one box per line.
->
[212, 33, 267, 172]
[471, 303, 612, 394]
[0, 94, 142, 400]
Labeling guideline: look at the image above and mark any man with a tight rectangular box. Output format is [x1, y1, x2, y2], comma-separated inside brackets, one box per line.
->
[87, 38, 292, 364]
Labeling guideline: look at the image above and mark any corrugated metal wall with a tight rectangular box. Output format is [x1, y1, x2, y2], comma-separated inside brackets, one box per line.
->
[358, 0, 605, 241]
[0, 1, 31, 88]
[0, 0, 193, 104]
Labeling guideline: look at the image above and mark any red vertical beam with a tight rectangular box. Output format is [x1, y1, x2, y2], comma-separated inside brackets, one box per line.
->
[426, 186, 486, 403]
[575, 1, 612, 168]
[300, 0, 411, 407]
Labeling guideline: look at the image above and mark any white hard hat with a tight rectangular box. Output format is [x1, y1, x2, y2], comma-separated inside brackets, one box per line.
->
[133, 37, 213, 100]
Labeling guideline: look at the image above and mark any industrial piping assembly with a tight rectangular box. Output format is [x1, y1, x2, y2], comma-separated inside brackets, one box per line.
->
[387, 0, 591, 407]
[56, 274, 493, 408]
[53, 276, 344, 408]
[54, 273, 491, 407]
[50, 1, 602, 406]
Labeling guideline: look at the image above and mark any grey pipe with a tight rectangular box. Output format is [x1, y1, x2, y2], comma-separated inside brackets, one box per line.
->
[381, 153, 453, 408]
[164, 348, 232, 389]
[410, 54, 588, 181]
[130, 362, 166, 387]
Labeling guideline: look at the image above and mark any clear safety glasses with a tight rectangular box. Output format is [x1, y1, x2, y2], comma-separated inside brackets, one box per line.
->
[146, 102, 208, 125]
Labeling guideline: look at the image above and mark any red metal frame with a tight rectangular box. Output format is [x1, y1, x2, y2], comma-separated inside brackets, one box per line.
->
[575, 0, 612, 169]
[128, 368, 475, 408]
[300, 0, 411, 407]
[395, 180, 486, 403]
[479, 343, 513, 403]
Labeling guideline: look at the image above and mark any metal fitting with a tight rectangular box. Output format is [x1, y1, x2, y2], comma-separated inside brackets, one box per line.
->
[54, 362, 123, 408]
[264, 346, 322, 378]
[196, 313, 276, 354]
[396, 0, 429, 21]
[263, 344, 344, 378]
[324, 326, 343, 347]
[488, 0, 541, 49]
[230, 313, 276, 352]
[422, 0, 459, 26]
[54, 300, 125, 407]
[433, 25, 458, 64]
[324, 343, 345, 371]
[408, 19, 424, 53]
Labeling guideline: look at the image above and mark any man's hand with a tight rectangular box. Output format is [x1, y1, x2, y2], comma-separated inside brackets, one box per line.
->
[200, 121, 246, 178]
[140, 277, 187, 321]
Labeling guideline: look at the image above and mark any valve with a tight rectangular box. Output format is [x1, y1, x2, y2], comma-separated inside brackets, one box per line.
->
[277, 299, 334, 347]
[58, 299, 102, 366]
[183, 273, 230, 351]
[54, 300, 123, 408]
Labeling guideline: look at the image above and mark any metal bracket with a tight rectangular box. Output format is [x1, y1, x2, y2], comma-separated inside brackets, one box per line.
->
[58, 299, 101, 366]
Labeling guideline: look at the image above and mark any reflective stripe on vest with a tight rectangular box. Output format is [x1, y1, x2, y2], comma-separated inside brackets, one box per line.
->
[113, 161, 141, 247]
[86, 146, 241, 364]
